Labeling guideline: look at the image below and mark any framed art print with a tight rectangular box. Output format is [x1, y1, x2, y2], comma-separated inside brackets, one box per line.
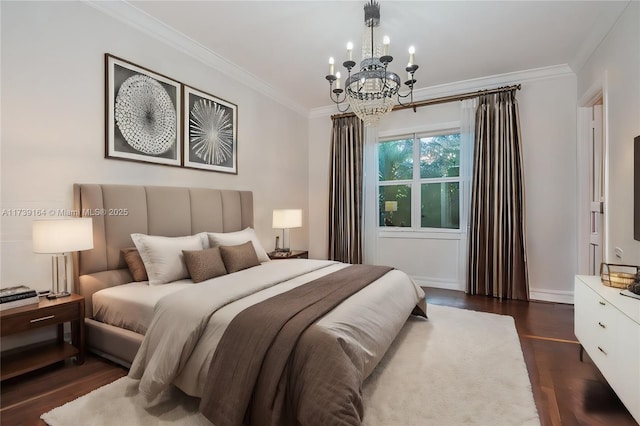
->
[183, 85, 237, 174]
[105, 54, 181, 166]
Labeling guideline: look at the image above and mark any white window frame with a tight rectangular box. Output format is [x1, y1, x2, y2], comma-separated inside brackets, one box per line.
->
[376, 122, 466, 236]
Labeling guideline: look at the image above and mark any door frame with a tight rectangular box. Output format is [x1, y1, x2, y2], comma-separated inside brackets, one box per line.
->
[577, 77, 609, 275]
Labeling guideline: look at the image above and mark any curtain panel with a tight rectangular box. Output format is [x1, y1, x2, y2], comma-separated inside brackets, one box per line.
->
[468, 91, 529, 300]
[328, 116, 364, 263]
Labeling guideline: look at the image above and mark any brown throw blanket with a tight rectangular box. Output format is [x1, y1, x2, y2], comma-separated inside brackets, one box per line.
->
[200, 264, 395, 426]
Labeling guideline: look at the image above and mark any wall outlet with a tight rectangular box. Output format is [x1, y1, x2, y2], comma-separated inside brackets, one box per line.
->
[614, 247, 624, 259]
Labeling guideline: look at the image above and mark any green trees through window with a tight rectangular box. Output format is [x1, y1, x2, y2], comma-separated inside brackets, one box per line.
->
[378, 132, 461, 229]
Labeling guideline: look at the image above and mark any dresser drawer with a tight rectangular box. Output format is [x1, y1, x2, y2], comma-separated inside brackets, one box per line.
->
[574, 279, 616, 377]
[575, 281, 615, 339]
[575, 275, 640, 423]
[0, 302, 81, 335]
[612, 311, 640, 418]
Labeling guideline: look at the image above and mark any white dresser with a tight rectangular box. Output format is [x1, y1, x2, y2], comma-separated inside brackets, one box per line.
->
[574, 275, 640, 423]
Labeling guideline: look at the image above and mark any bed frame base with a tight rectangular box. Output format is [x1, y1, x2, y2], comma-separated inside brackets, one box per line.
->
[86, 318, 142, 368]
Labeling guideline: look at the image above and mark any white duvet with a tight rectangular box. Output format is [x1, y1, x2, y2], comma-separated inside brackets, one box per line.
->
[92, 280, 192, 335]
[127, 259, 425, 400]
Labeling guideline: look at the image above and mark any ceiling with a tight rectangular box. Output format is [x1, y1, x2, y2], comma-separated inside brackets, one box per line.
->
[127, 1, 630, 113]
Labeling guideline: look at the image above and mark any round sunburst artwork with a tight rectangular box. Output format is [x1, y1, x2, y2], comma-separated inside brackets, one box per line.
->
[114, 74, 176, 155]
[189, 99, 234, 165]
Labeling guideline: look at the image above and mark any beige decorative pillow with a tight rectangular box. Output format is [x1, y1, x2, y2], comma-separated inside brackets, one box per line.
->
[131, 233, 204, 286]
[121, 247, 148, 282]
[219, 241, 261, 273]
[208, 228, 270, 263]
[182, 247, 228, 283]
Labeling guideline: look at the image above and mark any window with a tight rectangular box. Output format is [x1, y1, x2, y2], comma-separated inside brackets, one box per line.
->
[378, 131, 461, 229]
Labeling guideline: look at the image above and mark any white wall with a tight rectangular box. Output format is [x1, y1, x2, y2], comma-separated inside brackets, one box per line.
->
[519, 75, 578, 302]
[308, 116, 332, 260]
[309, 71, 578, 302]
[577, 1, 640, 265]
[1, 1, 309, 291]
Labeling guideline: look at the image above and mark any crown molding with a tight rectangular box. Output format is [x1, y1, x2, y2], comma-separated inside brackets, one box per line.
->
[84, 0, 308, 117]
[411, 64, 574, 100]
[309, 64, 575, 119]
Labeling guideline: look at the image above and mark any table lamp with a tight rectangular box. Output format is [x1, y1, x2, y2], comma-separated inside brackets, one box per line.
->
[33, 218, 93, 298]
[272, 209, 302, 252]
[384, 201, 397, 226]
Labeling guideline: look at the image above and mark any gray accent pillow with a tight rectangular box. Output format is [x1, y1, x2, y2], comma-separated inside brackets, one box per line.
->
[121, 247, 148, 282]
[219, 241, 261, 273]
[182, 247, 228, 283]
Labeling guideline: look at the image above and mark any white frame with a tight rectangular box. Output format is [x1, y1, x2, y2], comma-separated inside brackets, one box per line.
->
[377, 125, 463, 232]
[577, 76, 609, 274]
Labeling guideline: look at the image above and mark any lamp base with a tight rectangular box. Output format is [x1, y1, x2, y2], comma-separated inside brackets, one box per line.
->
[50, 254, 71, 299]
[46, 291, 71, 299]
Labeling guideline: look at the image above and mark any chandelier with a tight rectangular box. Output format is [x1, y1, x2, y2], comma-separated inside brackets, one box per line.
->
[325, 0, 418, 126]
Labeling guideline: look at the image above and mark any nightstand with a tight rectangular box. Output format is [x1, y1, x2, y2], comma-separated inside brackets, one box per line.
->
[0, 294, 85, 381]
[268, 250, 309, 260]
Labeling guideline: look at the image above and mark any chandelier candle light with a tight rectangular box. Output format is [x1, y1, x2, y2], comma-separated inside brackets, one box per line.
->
[325, 0, 419, 126]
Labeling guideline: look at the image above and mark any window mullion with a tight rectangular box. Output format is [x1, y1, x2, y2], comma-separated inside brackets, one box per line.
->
[379, 179, 413, 186]
[420, 176, 461, 184]
[412, 134, 420, 230]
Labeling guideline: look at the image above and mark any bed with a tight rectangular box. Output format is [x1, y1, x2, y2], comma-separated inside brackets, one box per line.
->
[73, 183, 426, 425]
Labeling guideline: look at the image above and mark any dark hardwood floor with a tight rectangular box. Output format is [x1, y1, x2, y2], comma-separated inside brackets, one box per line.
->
[0, 355, 127, 426]
[0, 288, 636, 425]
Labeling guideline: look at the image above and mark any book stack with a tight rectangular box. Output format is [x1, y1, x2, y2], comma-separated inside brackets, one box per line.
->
[0, 285, 40, 311]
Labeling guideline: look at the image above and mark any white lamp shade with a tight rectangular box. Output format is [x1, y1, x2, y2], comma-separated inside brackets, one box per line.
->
[32, 218, 94, 254]
[272, 209, 302, 229]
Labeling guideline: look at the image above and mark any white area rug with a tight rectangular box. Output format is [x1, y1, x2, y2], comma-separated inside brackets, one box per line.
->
[41, 304, 540, 426]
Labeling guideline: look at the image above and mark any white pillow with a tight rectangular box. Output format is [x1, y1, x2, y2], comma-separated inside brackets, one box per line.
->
[196, 231, 211, 249]
[207, 227, 270, 263]
[131, 234, 204, 285]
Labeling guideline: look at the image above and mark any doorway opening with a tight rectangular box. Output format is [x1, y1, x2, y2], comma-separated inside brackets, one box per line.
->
[578, 89, 606, 276]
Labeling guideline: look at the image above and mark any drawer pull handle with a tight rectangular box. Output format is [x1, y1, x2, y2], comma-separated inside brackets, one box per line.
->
[30, 315, 55, 323]
[598, 322, 606, 328]
[597, 346, 607, 356]
[598, 301, 606, 306]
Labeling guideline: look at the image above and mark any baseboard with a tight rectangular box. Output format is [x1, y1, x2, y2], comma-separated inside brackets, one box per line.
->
[416, 281, 575, 304]
[412, 276, 464, 291]
[529, 288, 574, 304]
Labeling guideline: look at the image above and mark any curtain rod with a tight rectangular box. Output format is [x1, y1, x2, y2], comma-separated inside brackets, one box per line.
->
[330, 84, 521, 120]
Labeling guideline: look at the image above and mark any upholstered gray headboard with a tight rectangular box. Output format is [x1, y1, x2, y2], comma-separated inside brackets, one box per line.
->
[72, 184, 253, 316]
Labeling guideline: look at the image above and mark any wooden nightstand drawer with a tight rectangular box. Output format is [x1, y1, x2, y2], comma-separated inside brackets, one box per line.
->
[1, 302, 81, 335]
[0, 294, 85, 380]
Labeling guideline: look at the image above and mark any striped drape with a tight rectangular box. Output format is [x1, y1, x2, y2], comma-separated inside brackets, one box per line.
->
[328, 116, 364, 264]
[468, 91, 529, 300]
